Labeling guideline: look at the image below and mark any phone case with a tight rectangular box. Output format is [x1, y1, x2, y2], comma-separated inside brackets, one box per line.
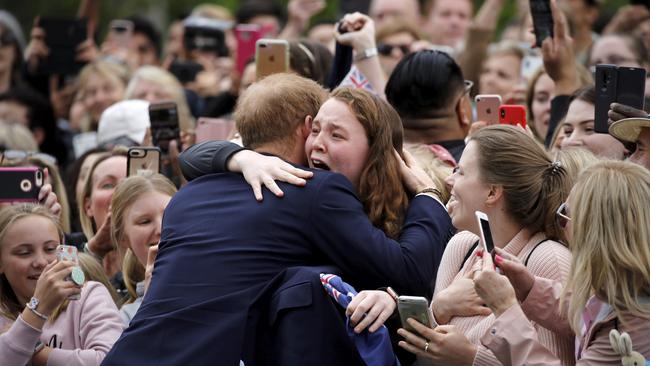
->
[616, 67, 646, 112]
[498, 105, 527, 128]
[195, 118, 236, 143]
[475, 211, 495, 254]
[397, 296, 433, 332]
[127, 147, 161, 177]
[183, 24, 228, 56]
[235, 24, 263, 75]
[475, 95, 502, 125]
[529, 0, 554, 47]
[108, 19, 133, 49]
[256, 39, 289, 79]
[149, 102, 180, 154]
[168, 60, 204, 84]
[594, 65, 618, 134]
[38, 18, 88, 75]
[0, 167, 43, 202]
[56, 245, 82, 299]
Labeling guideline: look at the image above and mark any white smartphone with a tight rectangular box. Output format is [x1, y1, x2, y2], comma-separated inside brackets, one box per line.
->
[56, 245, 83, 299]
[475, 95, 502, 125]
[397, 296, 434, 332]
[475, 211, 495, 255]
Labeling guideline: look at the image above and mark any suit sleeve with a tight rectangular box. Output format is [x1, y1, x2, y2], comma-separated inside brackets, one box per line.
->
[308, 173, 454, 296]
[179, 140, 245, 181]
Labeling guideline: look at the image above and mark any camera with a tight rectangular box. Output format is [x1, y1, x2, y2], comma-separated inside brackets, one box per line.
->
[500, 109, 506, 118]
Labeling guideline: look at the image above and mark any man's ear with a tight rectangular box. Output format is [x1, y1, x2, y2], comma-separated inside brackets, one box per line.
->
[301, 115, 313, 139]
[456, 96, 472, 133]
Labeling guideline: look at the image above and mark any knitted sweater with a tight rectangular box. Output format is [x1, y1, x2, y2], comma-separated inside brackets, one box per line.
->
[0, 281, 125, 365]
[432, 229, 575, 366]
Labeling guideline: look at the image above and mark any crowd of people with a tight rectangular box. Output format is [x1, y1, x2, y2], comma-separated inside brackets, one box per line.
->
[0, 0, 649, 365]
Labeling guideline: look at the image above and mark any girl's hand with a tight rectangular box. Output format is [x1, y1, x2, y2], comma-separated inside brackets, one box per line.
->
[395, 149, 437, 195]
[38, 182, 61, 218]
[398, 321, 476, 365]
[432, 274, 492, 324]
[143, 244, 159, 295]
[345, 290, 396, 333]
[32, 260, 81, 316]
[228, 150, 314, 201]
[472, 250, 518, 317]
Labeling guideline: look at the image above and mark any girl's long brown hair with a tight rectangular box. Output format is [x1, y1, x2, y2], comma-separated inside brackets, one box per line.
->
[330, 88, 409, 239]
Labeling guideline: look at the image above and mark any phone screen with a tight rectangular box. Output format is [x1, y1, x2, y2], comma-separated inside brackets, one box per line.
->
[149, 104, 180, 154]
[477, 214, 495, 254]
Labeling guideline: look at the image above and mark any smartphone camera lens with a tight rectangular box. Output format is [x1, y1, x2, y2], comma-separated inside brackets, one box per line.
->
[500, 109, 506, 118]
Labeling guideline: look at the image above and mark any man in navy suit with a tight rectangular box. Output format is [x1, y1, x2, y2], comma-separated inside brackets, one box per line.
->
[103, 74, 453, 366]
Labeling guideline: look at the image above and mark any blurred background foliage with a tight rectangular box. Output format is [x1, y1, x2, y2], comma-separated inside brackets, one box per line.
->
[1, 0, 631, 42]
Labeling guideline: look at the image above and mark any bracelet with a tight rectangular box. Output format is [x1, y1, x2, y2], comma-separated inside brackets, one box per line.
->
[354, 47, 378, 62]
[386, 287, 399, 303]
[416, 187, 442, 200]
[26, 305, 49, 321]
[34, 340, 45, 355]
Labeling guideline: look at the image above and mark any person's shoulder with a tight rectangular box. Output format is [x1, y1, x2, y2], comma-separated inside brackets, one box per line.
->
[525, 238, 572, 279]
[447, 231, 479, 249]
[77, 281, 118, 308]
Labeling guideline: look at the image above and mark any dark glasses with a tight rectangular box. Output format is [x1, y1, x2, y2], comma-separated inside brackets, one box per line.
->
[556, 202, 571, 229]
[377, 43, 411, 56]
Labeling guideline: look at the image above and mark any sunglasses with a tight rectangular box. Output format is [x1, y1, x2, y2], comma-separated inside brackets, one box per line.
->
[0, 150, 58, 166]
[556, 202, 571, 229]
[377, 43, 411, 56]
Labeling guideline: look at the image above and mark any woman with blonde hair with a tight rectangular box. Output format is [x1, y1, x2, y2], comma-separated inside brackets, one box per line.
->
[0, 204, 124, 365]
[109, 172, 176, 324]
[124, 65, 195, 135]
[70, 61, 129, 132]
[470, 160, 650, 364]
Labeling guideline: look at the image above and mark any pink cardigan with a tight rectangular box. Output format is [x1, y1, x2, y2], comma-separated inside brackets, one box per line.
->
[481, 277, 650, 365]
[432, 229, 575, 365]
[0, 281, 125, 365]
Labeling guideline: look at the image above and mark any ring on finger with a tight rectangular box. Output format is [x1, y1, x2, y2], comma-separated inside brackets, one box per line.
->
[424, 341, 429, 352]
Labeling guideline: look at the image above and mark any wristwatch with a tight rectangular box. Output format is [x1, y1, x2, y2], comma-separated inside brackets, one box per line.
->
[26, 297, 48, 321]
[34, 340, 45, 355]
[354, 47, 378, 62]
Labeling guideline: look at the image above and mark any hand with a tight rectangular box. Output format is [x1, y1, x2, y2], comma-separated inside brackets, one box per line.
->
[541, 0, 580, 95]
[472, 250, 518, 317]
[143, 244, 158, 295]
[602, 5, 650, 35]
[432, 274, 492, 325]
[288, 0, 326, 29]
[228, 150, 314, 201]
[395, 149, 436, 195]
[49, 75, 78, 120]
[24, 24, 49, 74]
[345, 290, 396, 333]
[468, 121, 488, 137]
[38, 181, 61, 218]
[75, 38, 99, 63]
[491, 248, 535, 302]
[32, 260, 81, 316]
[168, 140, 188, 187]
[335, 12, 376, 52]
[608, 103, 649, 124]
[87, 212, 113, 258]
[398, 321, 477, 365]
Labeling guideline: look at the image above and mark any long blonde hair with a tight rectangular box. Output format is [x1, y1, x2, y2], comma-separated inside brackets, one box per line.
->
[110, 172, 176, 303]
[563, 161, 650, 332]
[0, 204, 64, 321]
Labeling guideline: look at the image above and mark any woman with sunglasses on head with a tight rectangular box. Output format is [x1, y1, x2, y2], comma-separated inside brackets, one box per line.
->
[469, 160, 650, 364]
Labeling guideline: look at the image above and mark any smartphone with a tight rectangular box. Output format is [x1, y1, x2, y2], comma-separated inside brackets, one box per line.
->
[529, 0, 554, 48]
[521, 54, 544, 81]
[594, 65, 646, 134]
[235, 24, 263, 75]
[595, 64, 618, 134]
[0, 167, 43, 202]
[168, 60, 204, 84]
[127, 147, 161, 177]
[108, 19, 133, 49]
[38, 17, 88, 75]
[475, 95, 502, 125]
[475, 211, 495, 256]
[397, 296, 434, 332]
[183, 17, 230, 57]
[498, 105, 527, 128]
[56, 245, 83, 299]
[195, 118, 236, 143]
[256, 39, 289, 79]
[149, 102, 180, 155]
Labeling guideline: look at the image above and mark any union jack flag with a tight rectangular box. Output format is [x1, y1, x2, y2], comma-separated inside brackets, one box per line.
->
[339, 65, 375, 93]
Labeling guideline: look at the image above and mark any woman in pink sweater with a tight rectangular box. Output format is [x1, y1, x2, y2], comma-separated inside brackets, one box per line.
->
[0, 204, 124, 365]
[348, 125, 576, 365]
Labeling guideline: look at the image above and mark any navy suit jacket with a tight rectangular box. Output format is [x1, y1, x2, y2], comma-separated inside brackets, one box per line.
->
[103, 169, 452, 366]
